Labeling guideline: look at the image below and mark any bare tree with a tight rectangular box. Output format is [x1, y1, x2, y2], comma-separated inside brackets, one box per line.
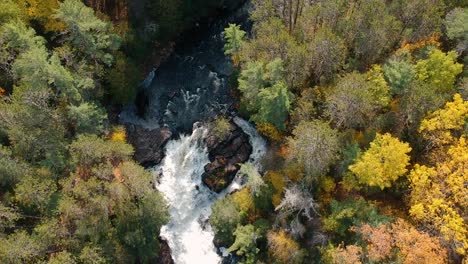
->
[275, 184, 319, 220]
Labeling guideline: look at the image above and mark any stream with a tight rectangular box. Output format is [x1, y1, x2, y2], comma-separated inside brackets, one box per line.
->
[120, 2, 264, 263]
[155, 118, 266, 264]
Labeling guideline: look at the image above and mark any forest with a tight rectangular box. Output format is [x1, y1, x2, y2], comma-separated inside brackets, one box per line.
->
[0, 0, 467, 264]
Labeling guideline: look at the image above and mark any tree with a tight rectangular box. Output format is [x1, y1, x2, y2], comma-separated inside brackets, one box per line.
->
[0, 231, 45, 263]
[106, 53, 140, 104]
[267, 230, 304, 264]
[305, 27, 346, 83]
[326, 71, 390, 129]
[349, 133, 411, 190]
[391, 219, 448, 264]
[224, 23, 246, 66]
[275, 184, 318, 220]
[383, 57, 416, 95]
[238, 59, 293, 130]
[55, 0, 120, 66]
[228, 224, 260, 264]
[0, 1, 23, 25]
[390, 0, 445, 42]
[324, 244, 363, 264]
[444, 8, 468, 53]
[0, 202, 19, 232]
[239, 17, 308, 87]
[419, 93, 468, 148]
[239, 163, 266, 197]
[322, 198, 391, 242]
[407, 95, 468, 255]
[415, 48, 463, 92]
[408, 140, 468, 255]
[399, 79, 449, 131]
[0, 146, 30, 188]
[16, 0, 64, 32]
[338, 0, 402, 69]
[0, 20, 45, 71]
[14, 173, 57, 214]
[67, 103, 107, 135]
[238, 61, 267, 112]
[253, 81, 291, 130]
[287, 120, 340, 178]
[210, 195, 245, 245]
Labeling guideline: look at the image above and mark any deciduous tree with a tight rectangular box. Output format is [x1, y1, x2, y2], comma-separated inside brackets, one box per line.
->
[349, 133, 412, 189]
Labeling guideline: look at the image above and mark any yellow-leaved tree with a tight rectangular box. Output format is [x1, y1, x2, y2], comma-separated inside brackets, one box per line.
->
[349, 133, 411, 189]
[409, 94, 468, 255]
[16, 0, 64, 31]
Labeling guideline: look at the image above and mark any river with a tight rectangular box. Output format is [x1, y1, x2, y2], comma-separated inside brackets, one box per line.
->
[155, 118, 266, 264]
[121, 2, 262, 263]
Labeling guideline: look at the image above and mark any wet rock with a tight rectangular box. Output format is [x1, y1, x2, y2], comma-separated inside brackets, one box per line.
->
[125, 124, 172, 167]
[202, 119, 252, 192]
[157, 238, 174, 264]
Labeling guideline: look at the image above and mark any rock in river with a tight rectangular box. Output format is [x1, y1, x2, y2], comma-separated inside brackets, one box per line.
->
[125, 124, 172, 167]
[202, 119, 252, 193]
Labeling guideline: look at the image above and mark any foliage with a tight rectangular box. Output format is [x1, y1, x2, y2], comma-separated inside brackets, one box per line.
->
[106, 53, 140, 104]
[238, 59, 293, 130]
[419, 93, 468, 146]
[224, 24, 246, 66]
[355, 219, 448, 263]
[327, 71, 390, 129]
[209, 116, 231, 139]
[349, 133, 412, 189]
[408, 139, 468, 255]
[68, 103, 107, 135]
[239, 163, 266, 197]
[267, 230, 304, 264]
[210, 195, 245, 245]
[55, 0, 121, 66]
[322, 198, 391, 242]
[383, 58, 416, 95]
[228, 224, 260, 264]
[287, 120, 340, 178]
[305, 27, 347, 83]
[444, 8, 468, 52]
[324, 244, 363, 264]
[415, 48, 463, 92]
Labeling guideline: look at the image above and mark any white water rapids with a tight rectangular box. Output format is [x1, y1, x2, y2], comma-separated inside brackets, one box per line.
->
[154, 117, 266, 264]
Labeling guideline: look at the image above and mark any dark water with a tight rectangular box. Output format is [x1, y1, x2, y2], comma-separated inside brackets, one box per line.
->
[122, 2, 252, 132]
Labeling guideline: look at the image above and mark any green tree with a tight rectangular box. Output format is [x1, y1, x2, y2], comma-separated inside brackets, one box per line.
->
[238, 59, 292, 130]
[253, 81, 291, 131]
[67, 103, 107, 135]
[239, 163, 265, 197]
[228, 224, 260, 264]
[383, 57, 416, 95]
[445, 8, 468, 55]
[210, 195, 245, 246]
[224, 23, 246, 65]
[55, 0, 120, 66]
[322, 198, 391, 243]
[349, 133, 412, 190]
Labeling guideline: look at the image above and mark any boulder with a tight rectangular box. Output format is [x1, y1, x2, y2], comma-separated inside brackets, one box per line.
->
[125, 124, 172, 167]
[157, 238, 174, 264]
[202, 120, 252, 192]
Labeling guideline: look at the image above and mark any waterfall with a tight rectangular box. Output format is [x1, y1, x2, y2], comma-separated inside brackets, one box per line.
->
[154, 119, 266, 264]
